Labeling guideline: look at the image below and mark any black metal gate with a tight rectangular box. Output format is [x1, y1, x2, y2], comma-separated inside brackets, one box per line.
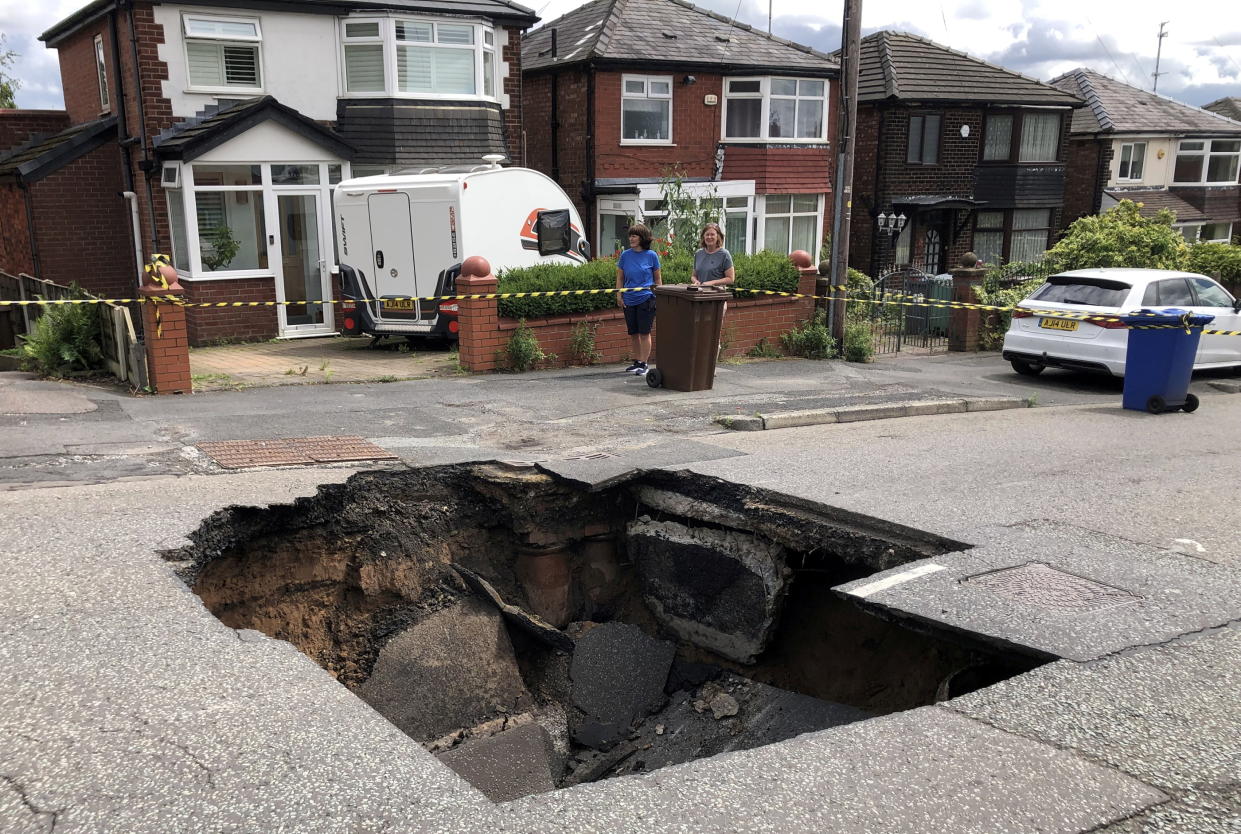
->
[862, 268, 954, 355]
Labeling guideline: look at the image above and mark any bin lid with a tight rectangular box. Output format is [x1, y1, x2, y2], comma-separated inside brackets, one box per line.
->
[654, 284, 734, 301]
[1119, 307, 1214, 327]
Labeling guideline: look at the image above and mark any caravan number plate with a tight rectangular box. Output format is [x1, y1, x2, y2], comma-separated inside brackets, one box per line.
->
[382, 298, 415, 311]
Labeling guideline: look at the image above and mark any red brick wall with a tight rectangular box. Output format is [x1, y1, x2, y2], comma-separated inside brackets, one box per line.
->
[523, 68, 592, 225]
[721, 146, 831, 193]
[594, 71, 721, 180]
[502, 25, 526, 167]
[0, 185, 34, 275]
[57, 26, 113, 125]
[459, 265, 818, 371]
[182, 278, 279, 345]
[0, 111, 71, 151]
[27, 144, 136, 300]
[1062, 136, 1109, 229]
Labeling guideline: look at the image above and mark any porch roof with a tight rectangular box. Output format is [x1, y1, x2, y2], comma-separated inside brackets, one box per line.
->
[0, 116, 117, 184]
[1102, 189, 1209, 223]
[153, 97, 354, 162]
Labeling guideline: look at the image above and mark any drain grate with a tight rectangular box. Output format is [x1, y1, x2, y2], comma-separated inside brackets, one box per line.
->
[964, 562, 1142, 613]
[197, 436, 399, 469]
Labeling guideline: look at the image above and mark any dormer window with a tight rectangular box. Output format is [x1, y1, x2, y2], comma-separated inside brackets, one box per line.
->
[340, 17, 497, 99]
[183, 14, 262, 91]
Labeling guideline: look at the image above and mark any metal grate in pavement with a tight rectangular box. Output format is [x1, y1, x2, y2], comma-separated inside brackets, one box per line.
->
[963, 562, 1142, 614]
[197, 436, 398, 469]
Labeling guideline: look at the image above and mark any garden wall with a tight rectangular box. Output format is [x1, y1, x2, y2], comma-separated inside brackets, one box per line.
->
[456, 256, 819, 373]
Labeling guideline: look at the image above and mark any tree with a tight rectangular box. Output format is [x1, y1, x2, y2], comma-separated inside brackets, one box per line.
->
[657, 166, 720, 257]
[1044, 200, 1188, 272]
[0, 35, 21, 109]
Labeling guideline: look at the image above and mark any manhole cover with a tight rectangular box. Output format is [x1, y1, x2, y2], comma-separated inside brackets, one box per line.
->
[197, 436, 398, 469]
[963, 562, 1142, 613]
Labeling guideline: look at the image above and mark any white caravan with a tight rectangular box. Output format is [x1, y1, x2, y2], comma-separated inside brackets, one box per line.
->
[333, 157, 589, 341]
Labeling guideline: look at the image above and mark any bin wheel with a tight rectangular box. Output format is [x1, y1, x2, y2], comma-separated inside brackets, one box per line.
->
[1010, 359, 1045, 377]
[1182, 393, 1200, 413]
[1146, 395, 1167, 414]
[646, 367, 663, 388]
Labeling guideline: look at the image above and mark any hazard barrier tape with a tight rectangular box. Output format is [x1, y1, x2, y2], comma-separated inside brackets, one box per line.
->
[7, 285, 1240, 334]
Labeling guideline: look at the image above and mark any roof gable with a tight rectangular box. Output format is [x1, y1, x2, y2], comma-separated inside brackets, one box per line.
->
[853, 31, 1081, 107]
[153, 97, 354, 162]
[523, 0, 837, 75]
[0, 117, 117, 183]
[1049, 69, 1241, 136]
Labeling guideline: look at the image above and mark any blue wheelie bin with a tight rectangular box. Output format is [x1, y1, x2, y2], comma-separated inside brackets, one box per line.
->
[1120, 308, 1214, 414]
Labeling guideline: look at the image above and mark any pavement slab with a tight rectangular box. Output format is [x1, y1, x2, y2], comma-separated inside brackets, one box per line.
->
[834, 520, 1241, 661]
[537, 439, 745, 490]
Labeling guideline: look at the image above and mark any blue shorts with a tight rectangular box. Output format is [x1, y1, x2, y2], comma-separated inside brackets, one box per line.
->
[623, 297, 656, 335]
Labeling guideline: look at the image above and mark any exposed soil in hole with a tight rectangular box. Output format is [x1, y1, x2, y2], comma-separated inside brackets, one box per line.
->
[167, 464, 1043, 802]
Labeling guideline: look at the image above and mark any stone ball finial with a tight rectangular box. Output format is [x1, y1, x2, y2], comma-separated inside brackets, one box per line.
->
[789, 250, 813, 269]
[461, 255, 493, 278]
[959, 252, 979, 268]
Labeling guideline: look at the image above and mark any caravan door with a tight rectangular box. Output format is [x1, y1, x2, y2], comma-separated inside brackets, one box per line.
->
[367, 192, 458, 325]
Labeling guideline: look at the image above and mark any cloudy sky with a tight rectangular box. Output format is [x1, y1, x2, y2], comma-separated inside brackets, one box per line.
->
[3, 0, 1238, 109]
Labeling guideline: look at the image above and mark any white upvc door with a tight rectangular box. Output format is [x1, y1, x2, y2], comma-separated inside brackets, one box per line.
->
[269, 188, 334, 336]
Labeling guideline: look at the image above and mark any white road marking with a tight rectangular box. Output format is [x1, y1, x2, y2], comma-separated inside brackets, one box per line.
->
[848, 563, 947, 598]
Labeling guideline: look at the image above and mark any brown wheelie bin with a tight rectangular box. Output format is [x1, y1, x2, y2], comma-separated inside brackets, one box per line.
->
[646, 284, 732, 391]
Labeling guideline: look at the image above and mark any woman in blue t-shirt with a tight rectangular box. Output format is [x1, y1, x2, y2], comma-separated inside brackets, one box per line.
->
[615, 223, 663, 376]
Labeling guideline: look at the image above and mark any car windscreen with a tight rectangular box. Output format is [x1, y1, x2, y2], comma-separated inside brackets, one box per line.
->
[1029, 276, 1132, 307]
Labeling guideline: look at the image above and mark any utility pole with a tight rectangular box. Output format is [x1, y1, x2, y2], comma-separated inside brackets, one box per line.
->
[1152, 21, 1168, 92]
[828, 0, 861, 352]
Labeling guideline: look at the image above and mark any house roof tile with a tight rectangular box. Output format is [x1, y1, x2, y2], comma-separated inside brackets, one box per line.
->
[1203, 97, 1241, 123]
[851, 32, 1081, 107]
[523, 0, 836, 74]
[1049, 69, 1241, 135]
[153, 96, 354, 161]
[0, 116, 117, 182]
[1102, 188, 1208, 223]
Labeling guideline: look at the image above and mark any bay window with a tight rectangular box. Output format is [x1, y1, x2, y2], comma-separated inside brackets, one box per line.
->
[724, 77, 827, 141]
[184, 14, 262, 91]
[1174, 139, 1241, 184]
[340, 17, 497, 99]
[621, 75, 672, 143]
[762, 194, 820, 254]
[1117, 142, 1146, 181]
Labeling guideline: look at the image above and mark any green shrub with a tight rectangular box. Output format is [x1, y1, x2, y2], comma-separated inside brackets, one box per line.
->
[497, 259, 618, 319]
[974, 263, 1047, 351]
[731, 250, 800, 297]
[1044, 200, 1188, 272]
[842, 320, 875, 362]
[21, 291, 105, 376]
[746, 337, 782, 358]
[504, 320, 546, 372]
[781, 310, 835, 359]
[568, 320, 600, 365]
[845, 267, 876, 322]
[1187, 242, 1241, 288]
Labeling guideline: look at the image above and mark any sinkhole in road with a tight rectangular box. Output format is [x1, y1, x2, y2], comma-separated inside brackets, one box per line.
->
[167, 464, 1045, 802]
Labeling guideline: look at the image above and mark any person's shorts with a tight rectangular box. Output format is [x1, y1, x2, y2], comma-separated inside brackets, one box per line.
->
[623, 297, 656, 335]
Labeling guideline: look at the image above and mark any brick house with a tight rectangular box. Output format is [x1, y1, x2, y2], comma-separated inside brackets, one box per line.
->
[521, 0, 838, 259]
[1051, 70, 1241, 244]
[847, 32, 1082, 278]
[0, 0, 538, 344]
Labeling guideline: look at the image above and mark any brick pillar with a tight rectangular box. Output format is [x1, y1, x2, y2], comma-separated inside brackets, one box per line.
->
[790, 250, 819, 322]
[949, 253, 987, 352]
[456, 255, 501, 372]
[140, 290, 192, 393]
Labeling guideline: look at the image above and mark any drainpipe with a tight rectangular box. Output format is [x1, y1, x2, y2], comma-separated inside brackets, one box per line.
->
[125, 0, 159, 251]
[121, 192, 144, 287]
[108, 8, 133, 194]
[584, 64, 596, 245]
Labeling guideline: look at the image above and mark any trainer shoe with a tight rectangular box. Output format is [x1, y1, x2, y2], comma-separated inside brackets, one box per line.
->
[632, 364, 649, 376]
[624, 361, 643, 373]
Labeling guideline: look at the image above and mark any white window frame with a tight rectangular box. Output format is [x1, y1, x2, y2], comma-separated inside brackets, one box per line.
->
[758, 193, 823, 255]
[722, 77, 828, 143]
[1173, 138, 1241, 185]
[338, 16, 497, 101]
[1181, 221, 1234, 244]
[1116, 141, 1146, 182]
[620, 74, 673, 145]
[182, 13, 263, 94]
[94, 34, 110, 111]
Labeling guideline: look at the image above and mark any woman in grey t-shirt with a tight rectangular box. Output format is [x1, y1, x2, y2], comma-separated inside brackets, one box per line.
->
[691, 222, 735, 287]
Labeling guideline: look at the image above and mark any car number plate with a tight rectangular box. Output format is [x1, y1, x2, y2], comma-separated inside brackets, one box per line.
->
[382, 298, 415, 311]
[1039, 317, 1078, 332]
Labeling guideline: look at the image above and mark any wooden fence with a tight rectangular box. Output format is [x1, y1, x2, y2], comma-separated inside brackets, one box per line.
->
[0, 271, 147, 387]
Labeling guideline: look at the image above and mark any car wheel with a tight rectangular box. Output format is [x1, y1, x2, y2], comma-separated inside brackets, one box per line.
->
[1146, 395, 1167, 414]
[1010, 359, 1045, 377]
[1182, 393, 1200, 413]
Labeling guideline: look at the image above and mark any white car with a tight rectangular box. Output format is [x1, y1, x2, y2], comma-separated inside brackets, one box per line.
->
[1001, 268, 1241, 377]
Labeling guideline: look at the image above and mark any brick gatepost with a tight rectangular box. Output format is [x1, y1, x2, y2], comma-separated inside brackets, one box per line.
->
[949, 252, 987, 352]
[456, 255, 502, 372]
[139, 263, 192, 393]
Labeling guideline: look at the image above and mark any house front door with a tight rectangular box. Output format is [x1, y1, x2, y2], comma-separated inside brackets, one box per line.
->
[274, 191, 333, 335]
